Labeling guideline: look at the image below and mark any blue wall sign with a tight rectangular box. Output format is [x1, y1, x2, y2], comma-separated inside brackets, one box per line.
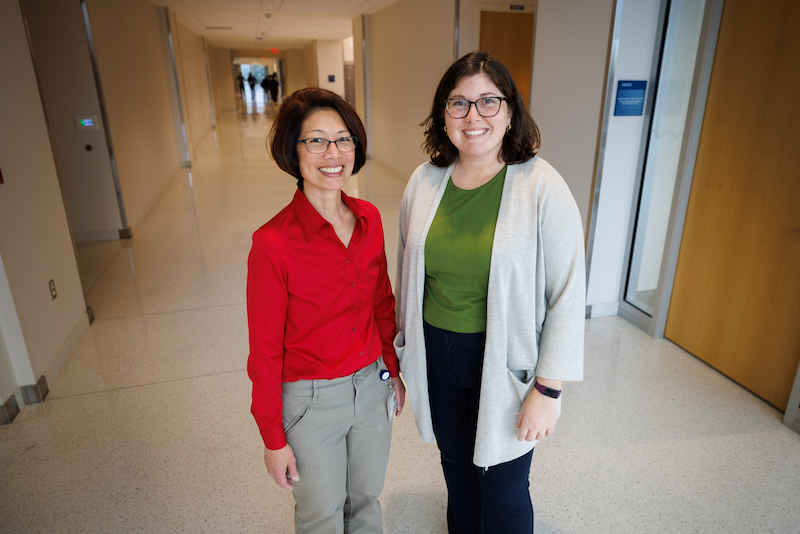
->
[614, 81, 647, 116]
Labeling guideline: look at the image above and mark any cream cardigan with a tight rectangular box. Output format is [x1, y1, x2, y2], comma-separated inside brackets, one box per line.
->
[394, 156, 585, 467]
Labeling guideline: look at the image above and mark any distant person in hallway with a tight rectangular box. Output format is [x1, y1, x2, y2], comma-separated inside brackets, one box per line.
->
[395, 51, 585, 533]
[247, 87, 406, 533]
[236, 72, 245, 99]
[268, 73, 280, 105]
[247, 72, 256, 99]
[260, 75, 270, 104]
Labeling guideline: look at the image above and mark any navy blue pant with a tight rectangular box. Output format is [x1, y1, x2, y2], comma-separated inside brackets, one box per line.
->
[424, 321, 535, 534]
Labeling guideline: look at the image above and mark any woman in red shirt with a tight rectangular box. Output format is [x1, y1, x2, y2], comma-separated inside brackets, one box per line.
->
[247, 88, 405, 533]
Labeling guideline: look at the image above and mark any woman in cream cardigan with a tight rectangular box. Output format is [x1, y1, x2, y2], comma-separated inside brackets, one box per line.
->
[394, 52, 585, 533]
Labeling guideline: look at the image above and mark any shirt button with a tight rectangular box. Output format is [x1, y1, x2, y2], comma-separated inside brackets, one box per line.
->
[345, 258, 350, 263]
[351, 282, 356, 287]
[352, 327, 357, 332]
[360, 351, 365, 356]
[352, 306, 357, 311]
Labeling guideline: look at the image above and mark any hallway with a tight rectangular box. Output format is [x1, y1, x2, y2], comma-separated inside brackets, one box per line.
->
[1, 108, 799, 533]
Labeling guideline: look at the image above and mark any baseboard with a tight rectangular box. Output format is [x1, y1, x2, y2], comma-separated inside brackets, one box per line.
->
[74, 230, 121, 242]
[1, 394, 20, 425]
[44, 312, 90, 388]
[1, 313, 89, 424]
[587, 301, 620, 319]
[21, 375, 48, 404]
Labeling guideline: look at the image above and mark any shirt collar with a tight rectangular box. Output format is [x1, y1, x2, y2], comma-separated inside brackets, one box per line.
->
[291, 188, 370, 242]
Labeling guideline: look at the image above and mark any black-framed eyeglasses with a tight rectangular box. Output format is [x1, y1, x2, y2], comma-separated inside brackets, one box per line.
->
[297, 137, 359, 153]
[445, 97, 506, 119]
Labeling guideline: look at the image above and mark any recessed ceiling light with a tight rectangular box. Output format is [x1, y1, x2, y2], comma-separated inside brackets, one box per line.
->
[205, 26, 232, 30]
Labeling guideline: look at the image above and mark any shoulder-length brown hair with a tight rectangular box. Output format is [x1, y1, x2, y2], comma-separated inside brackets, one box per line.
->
[269, 88, 367, 191]
[421, 51, 540, 167]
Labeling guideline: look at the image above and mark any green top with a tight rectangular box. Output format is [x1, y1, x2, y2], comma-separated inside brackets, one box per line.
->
[423, 166, 507, 333]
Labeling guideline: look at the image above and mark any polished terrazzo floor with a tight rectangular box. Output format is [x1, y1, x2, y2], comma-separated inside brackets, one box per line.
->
[2, 106, 799, 534]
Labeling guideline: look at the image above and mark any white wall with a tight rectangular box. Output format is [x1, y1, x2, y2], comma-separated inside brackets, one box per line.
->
[585, 0, 662, 308]
[367, 0, 455, 180]
[368, 0, 614, 220]
[316, 40, 345, 96]
[452, 0, 614, 230]
[0, 320, 18, 404]
[343, 36, 355, 63]
[0, 251, 34, 403]
[529, 0, 615, 232]
[0, 0, 87, 390]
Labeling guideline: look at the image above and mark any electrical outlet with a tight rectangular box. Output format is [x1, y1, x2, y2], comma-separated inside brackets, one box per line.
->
[49, 279, 57, 300]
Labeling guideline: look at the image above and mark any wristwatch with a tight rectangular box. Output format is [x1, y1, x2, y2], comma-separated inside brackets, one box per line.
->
[533, 380, 561, 399]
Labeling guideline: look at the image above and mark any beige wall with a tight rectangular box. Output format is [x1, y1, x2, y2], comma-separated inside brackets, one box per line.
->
[316, 40, 345, 97]
[303, 42, 318, 87]
[352, 16, 367, 124]
[21, 0, 124, 238]
[0, 0, 87, 387]
[208, 46, 236, 114]
[529, 0, 614, 231]
[367, 0, 455, 180]
[86, 0, 182, 230]
[284, 49, 307, 96]
[171, 19, 215, 156]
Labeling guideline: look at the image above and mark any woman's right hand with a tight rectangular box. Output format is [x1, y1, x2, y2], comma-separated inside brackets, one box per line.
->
[264, 444, 300, 489]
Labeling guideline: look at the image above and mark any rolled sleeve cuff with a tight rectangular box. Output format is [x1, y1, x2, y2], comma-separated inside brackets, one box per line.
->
[260, 426, 287, 450]
[383, 349, 400, 377]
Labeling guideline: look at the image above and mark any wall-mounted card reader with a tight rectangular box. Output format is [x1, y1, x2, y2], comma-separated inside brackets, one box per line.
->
[75, 115, 99, 130]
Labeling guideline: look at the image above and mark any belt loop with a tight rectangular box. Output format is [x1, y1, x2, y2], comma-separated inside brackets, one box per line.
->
[312, 380, 318, 402]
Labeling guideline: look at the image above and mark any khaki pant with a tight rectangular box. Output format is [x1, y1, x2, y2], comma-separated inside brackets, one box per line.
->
[282, 359, 393, 534]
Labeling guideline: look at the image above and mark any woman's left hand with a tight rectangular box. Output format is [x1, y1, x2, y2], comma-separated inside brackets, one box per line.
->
[391, 376, 406, 417]
[516, 378, 562, 441]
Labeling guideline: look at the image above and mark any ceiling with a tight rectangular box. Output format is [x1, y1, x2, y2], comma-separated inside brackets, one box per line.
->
[150, 0, 396, 50]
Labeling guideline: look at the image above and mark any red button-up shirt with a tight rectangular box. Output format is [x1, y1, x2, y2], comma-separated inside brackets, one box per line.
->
[247, 189, 398, 450]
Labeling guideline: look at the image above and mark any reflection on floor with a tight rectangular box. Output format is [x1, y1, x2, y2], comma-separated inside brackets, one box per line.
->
[1, 109, 799, 534]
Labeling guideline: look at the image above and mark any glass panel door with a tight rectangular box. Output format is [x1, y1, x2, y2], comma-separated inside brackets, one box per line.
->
[625, 0, 707, 315]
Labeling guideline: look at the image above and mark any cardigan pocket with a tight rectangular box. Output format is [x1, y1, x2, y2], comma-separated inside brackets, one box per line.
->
[506, 367, 535, 403]
[506, 368, 562, 418]
[393, 331, 406, 363]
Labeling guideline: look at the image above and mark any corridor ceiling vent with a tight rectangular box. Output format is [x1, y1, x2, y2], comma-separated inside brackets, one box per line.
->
[205, 26, 232, 30]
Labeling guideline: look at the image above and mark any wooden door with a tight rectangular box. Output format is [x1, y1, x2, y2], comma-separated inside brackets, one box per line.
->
[479, 11, 534, 107]
[665, 0, 800, 410]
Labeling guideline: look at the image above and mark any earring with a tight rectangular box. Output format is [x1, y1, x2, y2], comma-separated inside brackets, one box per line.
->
[506, 124, 512, 133]
[444, 125, 448, 133]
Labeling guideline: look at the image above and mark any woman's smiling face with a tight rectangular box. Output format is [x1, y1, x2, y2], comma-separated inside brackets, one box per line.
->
[297, 109, 355, 196]
[444, 73, 511, 165]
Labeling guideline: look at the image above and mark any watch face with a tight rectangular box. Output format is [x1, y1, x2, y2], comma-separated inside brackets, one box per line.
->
[544, 387, 559, 398]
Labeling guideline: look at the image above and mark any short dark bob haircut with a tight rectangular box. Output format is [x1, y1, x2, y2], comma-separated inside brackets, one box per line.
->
[269, 87, 367, 191]
[421, 51, 540, 168]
